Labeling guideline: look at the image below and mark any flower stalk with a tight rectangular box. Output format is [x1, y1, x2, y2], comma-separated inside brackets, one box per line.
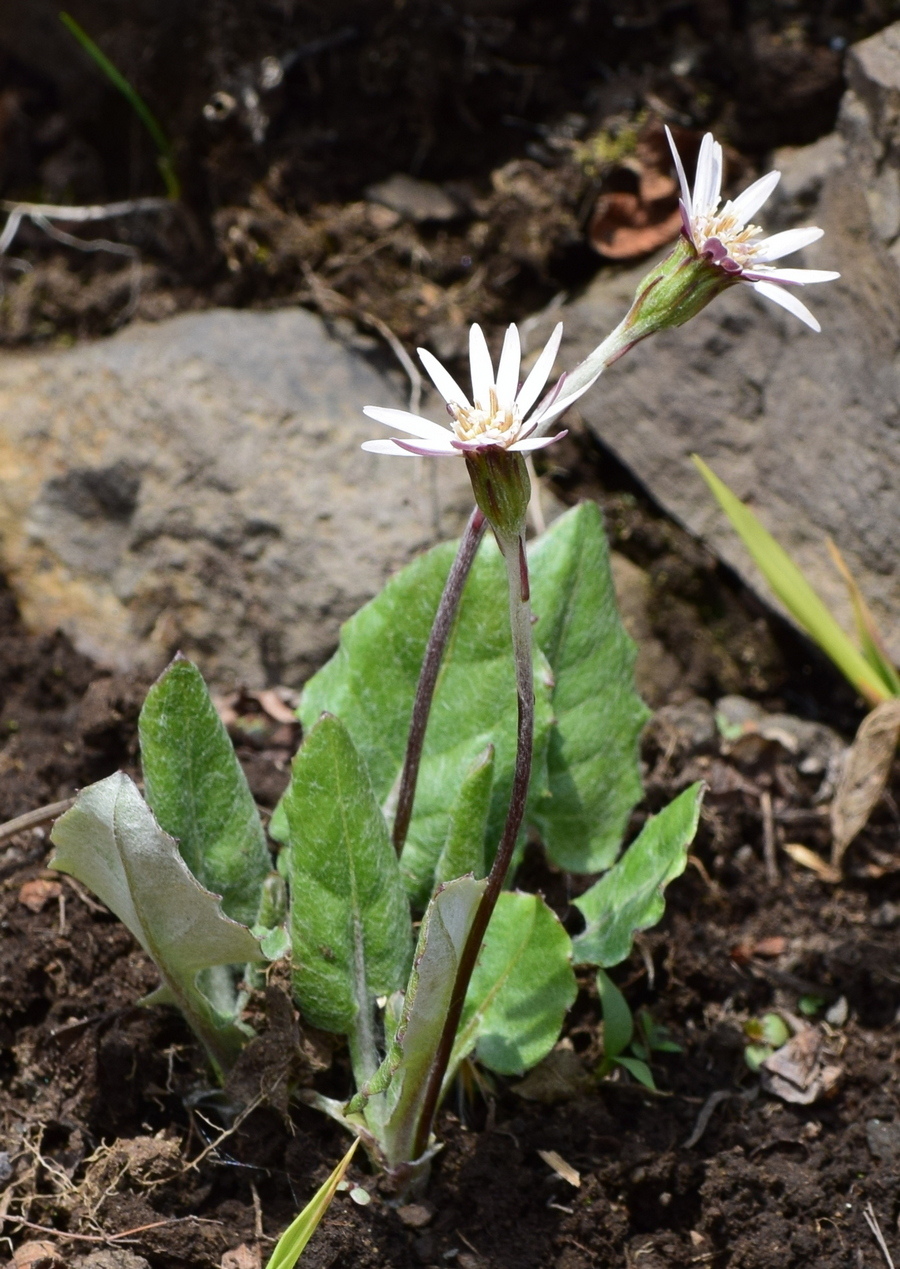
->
[410, 512, 535, 1162]
[392, 505, 487, 856]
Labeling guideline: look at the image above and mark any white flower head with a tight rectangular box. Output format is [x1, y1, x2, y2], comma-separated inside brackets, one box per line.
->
[666, 127, 839, 332]
[362, 322, 589, 459]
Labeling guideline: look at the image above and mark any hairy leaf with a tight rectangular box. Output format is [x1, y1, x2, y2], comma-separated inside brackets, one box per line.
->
[573, 783, 703, 967]
[297, 536, 553, 905]
[450, 891, 577, 1078]
[434, 746, 494, 887]
[694, 457, 889, 705]
[528, 502, 649, 872]
[284, 715, 411, 1055]
[139, 656, 271, 925]
[349, 876, 486, 1164]
[50, 772, 263, 1075]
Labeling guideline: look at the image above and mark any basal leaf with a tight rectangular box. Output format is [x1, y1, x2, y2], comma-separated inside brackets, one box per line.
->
[298, 536, 553, 906]
[50, 772, 263, 1075]
[139, 656, 271, 925]
[573, 783, 703, 968]
[350, 876, 486, 1165]
[284, 714, 412, 1058]
[528, 501, 649, 872]
[450, 890, 577, 1078]
[694, 456, 889, 706]
[434, 746, 494, 887]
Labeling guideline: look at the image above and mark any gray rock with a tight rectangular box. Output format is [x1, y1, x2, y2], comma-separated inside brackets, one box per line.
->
[365, 173, 459, 223]
[0, 308, 472, 688]
[538, 31, 900, 661]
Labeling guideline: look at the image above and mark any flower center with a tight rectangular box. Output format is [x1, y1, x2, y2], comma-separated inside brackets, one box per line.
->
[449, 387, 522, 447]
[694, 209, 764, 271]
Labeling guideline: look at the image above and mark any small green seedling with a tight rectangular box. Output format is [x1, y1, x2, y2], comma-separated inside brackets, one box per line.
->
[743, 1012, 790, 1072]
[265, 1138, 358, 1269]
[595, 969, 656, 1090]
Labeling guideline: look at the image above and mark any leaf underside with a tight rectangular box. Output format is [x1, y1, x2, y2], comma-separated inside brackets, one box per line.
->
[50, 772, 263, 1074]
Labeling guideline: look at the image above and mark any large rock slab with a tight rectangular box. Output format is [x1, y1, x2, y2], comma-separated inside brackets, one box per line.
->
[547, 32, 900, 662]
[0, 309, 471, 688]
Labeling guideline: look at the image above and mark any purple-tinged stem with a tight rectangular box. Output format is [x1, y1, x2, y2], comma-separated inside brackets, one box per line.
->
[410, 528, 534, 1160]
[392, 506, 487, 857]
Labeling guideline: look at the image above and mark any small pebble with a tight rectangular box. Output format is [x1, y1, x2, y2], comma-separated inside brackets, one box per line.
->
[397, 1203, 433, 1228]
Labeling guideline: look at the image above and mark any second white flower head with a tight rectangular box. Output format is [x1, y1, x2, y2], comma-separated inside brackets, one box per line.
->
[666, 127, 839, 332]
[362, 321, 587, 460]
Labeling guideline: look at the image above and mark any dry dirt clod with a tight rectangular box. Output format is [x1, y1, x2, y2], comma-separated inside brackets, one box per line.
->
[396, 1204, 434, 1229]
[220, 1245, 262, 1269]
[12, 1243, 65, 1269]
[17, 878, 63, 913]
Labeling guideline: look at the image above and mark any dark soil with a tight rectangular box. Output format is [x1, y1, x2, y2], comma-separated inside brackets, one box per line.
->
[2, 3, 900, 1267]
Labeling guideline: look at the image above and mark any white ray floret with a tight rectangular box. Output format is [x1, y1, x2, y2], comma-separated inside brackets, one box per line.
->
[362, 320, 591, 459]
[666, 126, 840, 332]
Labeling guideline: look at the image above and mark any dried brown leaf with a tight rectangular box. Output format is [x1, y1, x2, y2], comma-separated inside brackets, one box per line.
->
[831, 700, 900, 866]
[760, 1027, 842, 1105]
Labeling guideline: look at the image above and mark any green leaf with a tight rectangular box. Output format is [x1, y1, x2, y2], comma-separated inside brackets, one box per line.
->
[49, 772, 263, 1075]
[573, 783, 703, 967]
[139, 656, 272, 926]
[264, 1138, 359, 1269]
[349, 875, 486, 1166]
[693, 456, 890, 705]
[434, 746, 494, 887]
[284, 714, 412, 1048]
[595, 967, 633, 1059]
[450, 891, 577, 1078]
[297, 536, 553, 905]
[528, 502, 650, 872]
[614, 1056, 656, 1089]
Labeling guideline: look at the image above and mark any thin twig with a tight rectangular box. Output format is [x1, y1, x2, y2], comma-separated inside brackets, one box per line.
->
[184, 1082, 279, 1171]
[682, 1090, 733, 1149]
[0, 798, 74, 846]
[864, 1202, 896, 1269]
[760, 790, 779, 885]
[0, 197, 172, 221]
[300, 264, 422, 412]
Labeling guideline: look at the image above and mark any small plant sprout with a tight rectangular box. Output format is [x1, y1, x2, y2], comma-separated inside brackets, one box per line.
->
[60, 11, 180, 200]
[264, 1138, 359, 1269]
[47, 128, 840, 1197]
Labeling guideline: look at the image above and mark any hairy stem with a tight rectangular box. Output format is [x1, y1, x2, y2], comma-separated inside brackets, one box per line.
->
[411, 529, 533, 1160]
[392, 506, 487, 856]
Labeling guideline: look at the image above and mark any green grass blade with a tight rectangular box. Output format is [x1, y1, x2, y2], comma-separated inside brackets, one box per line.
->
[60, 11, 180, 199]
[693, 456, 889, 705]
[265, 1138, 359, 1269]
